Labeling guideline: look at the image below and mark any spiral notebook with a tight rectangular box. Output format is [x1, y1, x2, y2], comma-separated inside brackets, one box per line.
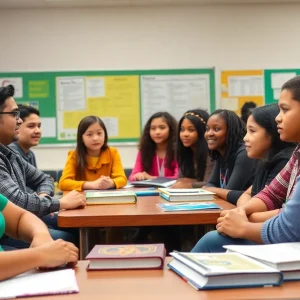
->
[0, 268, 79, 299]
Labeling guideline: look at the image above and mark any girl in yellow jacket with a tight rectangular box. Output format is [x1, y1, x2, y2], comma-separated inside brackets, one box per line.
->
[59, 116, 127, 191]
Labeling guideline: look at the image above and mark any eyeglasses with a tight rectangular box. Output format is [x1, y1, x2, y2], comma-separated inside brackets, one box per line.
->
[0, 110, 20, 120]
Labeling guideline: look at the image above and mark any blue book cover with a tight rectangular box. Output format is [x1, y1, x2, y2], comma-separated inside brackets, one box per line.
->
[156, 202, 221, 212]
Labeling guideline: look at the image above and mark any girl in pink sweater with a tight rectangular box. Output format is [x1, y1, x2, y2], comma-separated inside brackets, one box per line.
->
[129, 112, 178, 181]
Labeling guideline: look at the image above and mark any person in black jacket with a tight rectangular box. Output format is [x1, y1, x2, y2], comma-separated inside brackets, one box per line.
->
[202, 109, 257, 204]
[236, 104, 296, 207]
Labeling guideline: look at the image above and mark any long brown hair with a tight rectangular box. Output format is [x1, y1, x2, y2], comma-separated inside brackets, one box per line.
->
[75, 116, 108, 180]
[139, 112, 177, 173]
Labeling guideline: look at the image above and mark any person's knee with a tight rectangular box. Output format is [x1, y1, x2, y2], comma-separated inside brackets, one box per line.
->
[191, 231, 226, 253]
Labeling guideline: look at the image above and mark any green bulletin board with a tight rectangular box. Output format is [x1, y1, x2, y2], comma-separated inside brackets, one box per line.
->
[0, 68, 215, 145]
[264, 69, 300, 104]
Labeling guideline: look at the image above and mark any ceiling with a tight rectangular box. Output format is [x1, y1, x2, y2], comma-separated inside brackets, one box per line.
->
[0, 0, 300, 9]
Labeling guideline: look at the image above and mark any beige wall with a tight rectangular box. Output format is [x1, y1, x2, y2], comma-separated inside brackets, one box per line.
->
[0, 4, 300, 169]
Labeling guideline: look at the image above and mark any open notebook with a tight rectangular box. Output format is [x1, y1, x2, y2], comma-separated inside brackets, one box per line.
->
[0, 268, 79, 299]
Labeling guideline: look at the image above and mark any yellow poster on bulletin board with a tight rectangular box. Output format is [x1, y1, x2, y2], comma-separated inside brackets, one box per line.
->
[56, 75, 140, 141]
[220, 70, 264, 115]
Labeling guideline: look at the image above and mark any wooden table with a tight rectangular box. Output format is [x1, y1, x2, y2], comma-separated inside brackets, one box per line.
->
[27, 260, 300, 300]
[58, 196, 235, 258]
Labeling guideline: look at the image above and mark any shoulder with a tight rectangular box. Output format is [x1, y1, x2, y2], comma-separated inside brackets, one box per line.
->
[68, 150, 76, 156]
[8, 142, 18, 151]
[28, 149, 36, 157]
[236, 144, 247, 154]
[0, 194, 8, 211]
[267, 147, 295, 169]
[106, 147, 120, 156]
[275, 147, 294, 161]
[66, 150, 77, 160]
[226, 144, 250, 167]
[7, 143, 22, 156]
[107, 146, 117, 153]
[233, 144, 249, 159]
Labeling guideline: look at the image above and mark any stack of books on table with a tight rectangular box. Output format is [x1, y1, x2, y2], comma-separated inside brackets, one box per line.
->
[168, 251, 283, 290]
[169, 242, 300, 290]
[224, 243, 300, 281]
[84, 190, 137, 205]
[158, 188, 215, 202]
[86, 244, 166, 270]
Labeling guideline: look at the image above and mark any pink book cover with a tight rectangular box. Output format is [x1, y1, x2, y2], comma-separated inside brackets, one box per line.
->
[86, 244, 166, 270]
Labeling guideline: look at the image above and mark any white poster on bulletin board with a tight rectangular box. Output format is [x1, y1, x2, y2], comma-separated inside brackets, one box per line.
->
[140, 74, 210, 125]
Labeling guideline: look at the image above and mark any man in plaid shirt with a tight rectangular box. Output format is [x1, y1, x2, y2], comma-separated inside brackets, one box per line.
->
[0, 85, 86, 249]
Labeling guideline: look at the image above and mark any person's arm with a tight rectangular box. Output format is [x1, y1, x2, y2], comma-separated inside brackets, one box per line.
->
[216, 207, 264, 244]
[4, 199, 54, 244]
[191, 157, 215, 188]
[249, 158, 292, 216]
[58, 151, 85, 191]
[203, 160, 219, 187]
[238, 197, 268, 215]
[204, 149, 256, 203]
[237, 186, 252, 206]
[245, 155, 294, 214]
[241, 157, 290, 209]
[241, 165, 292, 216]
[110, 149, 127, 188]
[248, 210, 280, 223]
[203, 186, 230, 200]
[0, 199, 79, 281]
[0, 160, 60, 217]
[225, 149, 257, 204]
[128, 151, 144, 181]
[261, 177, 300, 243]
[165, 160, 179, 179]
[171, 178, 196, 188]
[225, 149, 256, 191]
[218, 176, 300, 244]
[23, 159, 54, 196]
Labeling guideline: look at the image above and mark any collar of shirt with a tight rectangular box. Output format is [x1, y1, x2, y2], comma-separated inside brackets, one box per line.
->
[9, 142, 32, 160]
[86, 147, 111, 170]
[294, 144, 300, 159]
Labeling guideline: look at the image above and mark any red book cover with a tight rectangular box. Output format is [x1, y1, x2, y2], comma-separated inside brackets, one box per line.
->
[86, 244, 166, 270]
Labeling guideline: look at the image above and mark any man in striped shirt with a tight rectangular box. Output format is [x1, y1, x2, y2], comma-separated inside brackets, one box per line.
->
[0, 85, 86, 249]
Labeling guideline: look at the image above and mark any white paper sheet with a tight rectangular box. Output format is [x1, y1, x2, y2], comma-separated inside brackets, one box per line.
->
[228, 76, 263, 97]
[40, 117, 56, 138]
[271, 73, 296, 89]
[57, 77, 85, 111]
[0, 269, 79, 299]
[221, 98, 238, 111]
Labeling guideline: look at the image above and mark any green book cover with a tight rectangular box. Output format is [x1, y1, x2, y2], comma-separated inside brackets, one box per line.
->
[84, 190, 137, 205]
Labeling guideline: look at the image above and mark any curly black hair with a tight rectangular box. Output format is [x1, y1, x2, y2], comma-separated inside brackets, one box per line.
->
[209, 109, 246, 168]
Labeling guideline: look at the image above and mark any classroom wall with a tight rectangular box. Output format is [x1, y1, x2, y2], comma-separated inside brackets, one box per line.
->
[1, 4, 300, 170]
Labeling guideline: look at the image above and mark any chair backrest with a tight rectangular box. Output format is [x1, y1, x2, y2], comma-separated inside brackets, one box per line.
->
[42, 170, 58, 182]
[124, 168, 132, 178]
[57, 169, 63, 183]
